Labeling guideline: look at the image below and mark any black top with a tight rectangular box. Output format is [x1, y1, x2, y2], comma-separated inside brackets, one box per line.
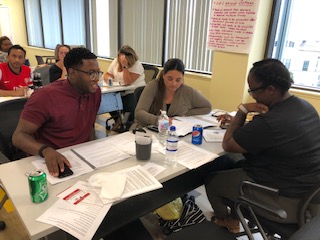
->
[234, 96, 320, 197]
[49, 64, 62, 83]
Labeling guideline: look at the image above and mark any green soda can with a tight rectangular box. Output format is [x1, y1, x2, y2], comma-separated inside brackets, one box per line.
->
[28, 170, 48, 203]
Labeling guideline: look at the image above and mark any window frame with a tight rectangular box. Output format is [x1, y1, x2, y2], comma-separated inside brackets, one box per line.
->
[265, 0, 320, 92]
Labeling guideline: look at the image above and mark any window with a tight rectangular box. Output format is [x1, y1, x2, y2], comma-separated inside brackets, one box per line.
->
[302, 61, 309, 71]
[24, 0, 213, 73]
[24, 0, 86, 49]
[267, 0, 320, 90]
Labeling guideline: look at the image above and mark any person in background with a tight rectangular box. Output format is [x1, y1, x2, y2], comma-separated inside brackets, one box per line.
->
[0, 45, 30, 97]
[49, 44, 71, 82]
[205, 59, 320, 233]
[103, 45, 145, 130]
[0, 36, 13, 63]
[135, 58, 212, 127]
[12, 47, 102, 177]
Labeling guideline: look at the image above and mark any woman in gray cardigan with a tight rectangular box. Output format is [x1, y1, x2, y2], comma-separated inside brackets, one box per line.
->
[135, 58, 211, 126]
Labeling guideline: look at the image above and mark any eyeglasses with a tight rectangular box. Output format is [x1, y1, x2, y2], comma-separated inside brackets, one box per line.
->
[73, 68, 103, 80]
[247, 86, 266, 95]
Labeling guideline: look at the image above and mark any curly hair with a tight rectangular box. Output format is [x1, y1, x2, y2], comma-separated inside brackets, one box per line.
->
[64, 47, 97, 71]
[249, 58, 294, 94]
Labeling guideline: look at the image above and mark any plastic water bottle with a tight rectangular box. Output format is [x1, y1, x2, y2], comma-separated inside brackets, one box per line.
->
[158, 110, 169, 145]
[165, 126, 179, 165]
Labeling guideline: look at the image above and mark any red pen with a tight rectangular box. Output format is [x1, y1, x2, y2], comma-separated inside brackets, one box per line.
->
[74, 192, 90, 205]
[63, 188, 80, 201]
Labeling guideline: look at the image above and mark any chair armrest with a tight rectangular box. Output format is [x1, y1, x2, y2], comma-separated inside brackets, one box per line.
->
[238, 195, 287, 219]
[239, 180, 279, 195]
[298, 182, 320, 227]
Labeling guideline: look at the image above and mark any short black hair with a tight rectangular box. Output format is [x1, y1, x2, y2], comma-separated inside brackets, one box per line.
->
[64, 47, 97, 71]
[249, 58, 294, 94]
[8, 45, 26, 57]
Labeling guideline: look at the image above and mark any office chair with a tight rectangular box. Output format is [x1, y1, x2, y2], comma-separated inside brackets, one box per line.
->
[234, 180, 320, 240]
[33, 65, 51, 86]
[35, 55, 55, 66]
[131, 86, 145, 121]
[0, 98, 28, 160]
[142, 64, 159, 83]
[166, 180, 320, 240]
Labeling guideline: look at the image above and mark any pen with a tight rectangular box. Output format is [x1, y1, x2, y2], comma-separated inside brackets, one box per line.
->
[63, 188, 80, 200]
[74, 192, 90, 205]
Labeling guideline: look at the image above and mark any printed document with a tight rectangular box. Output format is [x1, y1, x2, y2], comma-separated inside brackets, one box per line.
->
[172, 113, 219, 136]
[32, 139, 131, 185]
[37, 181, 111, 240]
[176, 141, 219, 169]
[91, 165, 163, 204]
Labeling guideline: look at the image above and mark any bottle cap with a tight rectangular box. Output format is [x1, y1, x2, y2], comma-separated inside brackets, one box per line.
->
[170, 126, 176, 131]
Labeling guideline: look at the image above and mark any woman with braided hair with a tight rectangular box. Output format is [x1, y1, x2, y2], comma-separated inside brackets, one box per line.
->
[205, 58, 320, 233]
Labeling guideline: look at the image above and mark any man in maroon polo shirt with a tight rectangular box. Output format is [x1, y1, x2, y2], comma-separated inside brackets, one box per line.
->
[13, 47, 102, 177]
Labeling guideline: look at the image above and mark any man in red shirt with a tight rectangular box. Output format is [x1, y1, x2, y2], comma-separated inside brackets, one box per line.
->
[0, 45, 30, 97]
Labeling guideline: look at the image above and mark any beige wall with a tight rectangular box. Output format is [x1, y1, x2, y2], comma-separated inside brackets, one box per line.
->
[5, 0, 320, 113]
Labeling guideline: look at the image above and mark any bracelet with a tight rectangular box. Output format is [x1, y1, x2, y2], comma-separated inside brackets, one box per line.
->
[38, 144, 50, 158]
[238, 104, 249, 114]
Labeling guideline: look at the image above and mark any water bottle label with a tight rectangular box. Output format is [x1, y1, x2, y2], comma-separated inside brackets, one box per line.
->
[159, 120, 169, 130]
[166, 140, 178, 151]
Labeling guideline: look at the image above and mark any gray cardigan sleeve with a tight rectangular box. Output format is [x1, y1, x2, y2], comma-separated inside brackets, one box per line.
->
[134, 81, 212, 126]
[185, 88, 212, 116]
[134, 80, 160, 126]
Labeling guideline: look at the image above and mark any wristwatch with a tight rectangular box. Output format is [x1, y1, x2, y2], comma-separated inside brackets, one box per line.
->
[238, 104, 248, 114]
[38, 144, 51, 158]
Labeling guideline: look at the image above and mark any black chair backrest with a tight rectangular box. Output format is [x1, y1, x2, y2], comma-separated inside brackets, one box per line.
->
[0, 98, 28, 160]
[33, 65, 51, 86]
[142, 64, 159, 83]
[35, 55, 45, 65]
[133, 86, 145, 104]
[131, 86, 145, 121]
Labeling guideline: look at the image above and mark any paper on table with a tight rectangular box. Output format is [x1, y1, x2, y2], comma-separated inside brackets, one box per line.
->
[32, 150, 93, 185]
[38, 181, 111, 240]
[107, 131, 159, 155]
[143, 162, 166, 177]
[203, 129, 226, 142]
[90, 165, 163, 205]
[172, 114, 219, 137]
[176, 141, 219, 169]
[32, 139, 131, 185]
[71, 139, 130, 168]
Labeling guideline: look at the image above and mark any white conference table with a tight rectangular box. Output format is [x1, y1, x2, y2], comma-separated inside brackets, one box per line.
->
[0, 84, 136, 115]
[0, 132, 224, 240]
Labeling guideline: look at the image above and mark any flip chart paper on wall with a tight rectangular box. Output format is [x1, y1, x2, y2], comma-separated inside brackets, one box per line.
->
[207, 0, 260, 54]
